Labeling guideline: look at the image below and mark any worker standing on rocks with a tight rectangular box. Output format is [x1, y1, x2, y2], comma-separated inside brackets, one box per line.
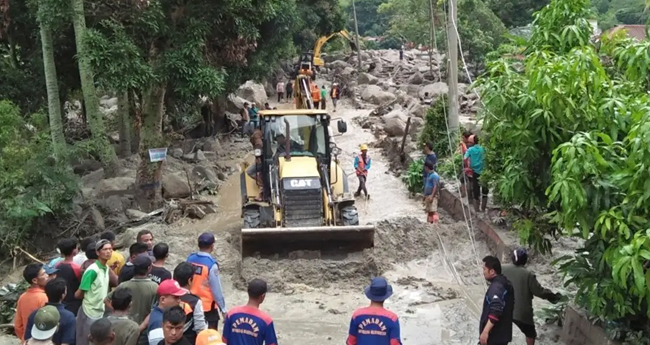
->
[346, 277, 402, 345]
[354, 144, 372, 199]
[502, 249, 562, 345]
[330, 83, 340, 112]
[464, 135, 488, 212]
[276, 80, 285, 103]
[423, 161, 440, 223]
[187, 233, 227, 331]
[222, 279, 278, 345]
[479, 256, 514, 345]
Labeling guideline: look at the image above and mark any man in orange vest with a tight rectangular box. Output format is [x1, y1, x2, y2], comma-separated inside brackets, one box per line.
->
[353, 144, 372, 199]
[311, 82, 321, 109]
[187, 233, 227, 331]
[330, 83, 340, 112]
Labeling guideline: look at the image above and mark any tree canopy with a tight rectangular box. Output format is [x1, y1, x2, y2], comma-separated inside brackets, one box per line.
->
[477, 0, 650, 340]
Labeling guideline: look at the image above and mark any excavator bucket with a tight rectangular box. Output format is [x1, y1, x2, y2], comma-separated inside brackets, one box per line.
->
[241, 225, 375, 257]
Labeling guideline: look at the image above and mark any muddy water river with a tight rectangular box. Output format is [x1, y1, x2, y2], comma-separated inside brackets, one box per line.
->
[161, 104, 558, 345]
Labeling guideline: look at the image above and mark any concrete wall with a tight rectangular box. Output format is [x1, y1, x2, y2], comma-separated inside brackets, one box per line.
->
[437, 187, 618, 345]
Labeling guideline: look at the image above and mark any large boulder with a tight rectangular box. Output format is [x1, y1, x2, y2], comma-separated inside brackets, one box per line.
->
[226, 94, 247, 113]
[420, 82, 448, 99]
[361, 85, 397, 105]
[340, 66, 356, 77]
[329, 60, 352, 70]
[408, 72, 424, 85]
[358, 73, 378, 85]
[236, 81, 268, 106]
[162, 173, 191, 199]
[95, 177, 135, 195]
[382, 110, 409, 137]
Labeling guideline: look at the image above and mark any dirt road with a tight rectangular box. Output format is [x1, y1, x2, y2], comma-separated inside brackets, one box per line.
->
[155, 101, 564, 345]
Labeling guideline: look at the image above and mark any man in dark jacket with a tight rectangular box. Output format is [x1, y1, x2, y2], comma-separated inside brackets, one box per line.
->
[479, 255, 514, 345]
[502, 248, 561, 345]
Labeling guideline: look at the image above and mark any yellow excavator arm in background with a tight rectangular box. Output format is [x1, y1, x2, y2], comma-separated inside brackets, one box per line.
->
[312, 30, 358, 67]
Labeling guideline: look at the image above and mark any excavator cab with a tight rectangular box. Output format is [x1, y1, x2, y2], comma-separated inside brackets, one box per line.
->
[239, 109, 374, 257]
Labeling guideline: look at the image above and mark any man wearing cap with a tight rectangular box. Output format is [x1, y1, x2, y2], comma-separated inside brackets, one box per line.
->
[75, 239, 113, 345]
[27, 305, 61, 345]
[353, 145, 372, 199]
[24, 278, 76, 345]
[502, 249, 561, 345]
[107, 254, 158, 326]
[196, 329, 224, 345]
[148, 280, 188, 345]
[187, 233, 227, 331]
[222, 279, 277, 345]
[346, 277, 402, 345]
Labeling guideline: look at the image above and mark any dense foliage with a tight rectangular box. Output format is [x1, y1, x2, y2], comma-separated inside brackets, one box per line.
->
[419, 95, 456, 159]
[477, 0, 650, 339]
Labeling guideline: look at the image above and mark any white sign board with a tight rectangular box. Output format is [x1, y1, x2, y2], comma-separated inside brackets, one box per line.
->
[148, 148, 168, 162]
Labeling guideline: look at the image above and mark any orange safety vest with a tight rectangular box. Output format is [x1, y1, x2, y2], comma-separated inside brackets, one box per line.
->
[186, 253, 218, 312]
[311, 85, 321, 101]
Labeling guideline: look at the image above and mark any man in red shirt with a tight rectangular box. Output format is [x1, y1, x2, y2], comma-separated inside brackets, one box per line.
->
[347, 277, 402, 345]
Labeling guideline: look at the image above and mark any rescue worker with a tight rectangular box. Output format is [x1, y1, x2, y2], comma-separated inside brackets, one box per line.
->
[479, 256, 514, 345]
[248, 103, 259, 129]
[311, 82, 321, 109]
[320, 85, 327, 110]
[502, 249, 562, 345]
[423, 161, 440, 223]
[459, 131, 472, 198]
[276, 80, 285, 103]
[464, 135, 488, 212]
[346, 277, 402, 345]
[422, 142, 437, 184]
[222, 279, 278, 345]
[186, 233, 227, 331]
[330, 83, 340, 112]
[354, 144, 372, 199]
[285, 81, 293, 102]
[174, 262, 208, 344]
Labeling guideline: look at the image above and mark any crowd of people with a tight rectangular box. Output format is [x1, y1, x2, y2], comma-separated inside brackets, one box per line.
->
[12, 230, 414, 345]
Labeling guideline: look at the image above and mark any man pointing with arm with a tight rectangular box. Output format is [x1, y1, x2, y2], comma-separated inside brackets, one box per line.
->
[187, 233, 227, 331]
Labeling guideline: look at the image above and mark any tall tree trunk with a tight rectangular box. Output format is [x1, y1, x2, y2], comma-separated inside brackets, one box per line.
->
[131, 89, 141, 154]
[39, 19, 66, 158]
[135, 84, 166, 211]
[70, 0, 119, 176]
[117, 92, 131, 157]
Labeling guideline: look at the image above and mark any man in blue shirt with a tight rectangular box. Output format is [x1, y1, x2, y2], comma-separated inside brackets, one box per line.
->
[347, 277, 402, 345]
[148, 280, 188, 345]
[24, 278, 76, 345]
[222, 279, 278, 345]
[464, 135, 488, 212]
[423, 161, 440, 223]
[422, 142, 437, 185]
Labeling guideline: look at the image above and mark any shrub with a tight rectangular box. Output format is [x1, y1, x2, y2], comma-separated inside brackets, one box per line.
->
[418, 95, 459, 160]
[0, 100, 79, 251]
[402, 158, 424, 194]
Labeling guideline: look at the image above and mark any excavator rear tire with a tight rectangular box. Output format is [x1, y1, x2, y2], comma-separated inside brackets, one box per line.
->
[243, 208, 261, 229]
[340, 206, 360, 226]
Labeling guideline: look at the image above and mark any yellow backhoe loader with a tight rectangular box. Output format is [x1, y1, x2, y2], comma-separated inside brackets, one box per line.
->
[239, 109, 374, 257]
[312, 30, 357, 67]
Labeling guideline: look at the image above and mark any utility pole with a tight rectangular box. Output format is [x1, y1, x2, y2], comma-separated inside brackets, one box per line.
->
[351, 0, 363, 72]
[446, 0, 459, 132]
[428, 0, 435, 78]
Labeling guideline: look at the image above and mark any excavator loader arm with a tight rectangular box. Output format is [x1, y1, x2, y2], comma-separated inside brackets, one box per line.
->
[313, 30, 359, 67]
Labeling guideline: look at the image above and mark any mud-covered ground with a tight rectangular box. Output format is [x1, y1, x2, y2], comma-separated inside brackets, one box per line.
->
[156, 101, 567, 345]
[1, 101, 570, 345]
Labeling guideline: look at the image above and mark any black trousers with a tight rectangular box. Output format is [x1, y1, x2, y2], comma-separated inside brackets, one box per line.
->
[356, 175, 368, 196]
[277, 92, 284, 102]
[471, 172, 488, 200]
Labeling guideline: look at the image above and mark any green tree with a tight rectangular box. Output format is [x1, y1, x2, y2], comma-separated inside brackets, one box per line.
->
[37, 0, 66, 159]
[486, 0, 550, 28]
[478, 0, 650, 338]
[70, 0, 119, 176]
